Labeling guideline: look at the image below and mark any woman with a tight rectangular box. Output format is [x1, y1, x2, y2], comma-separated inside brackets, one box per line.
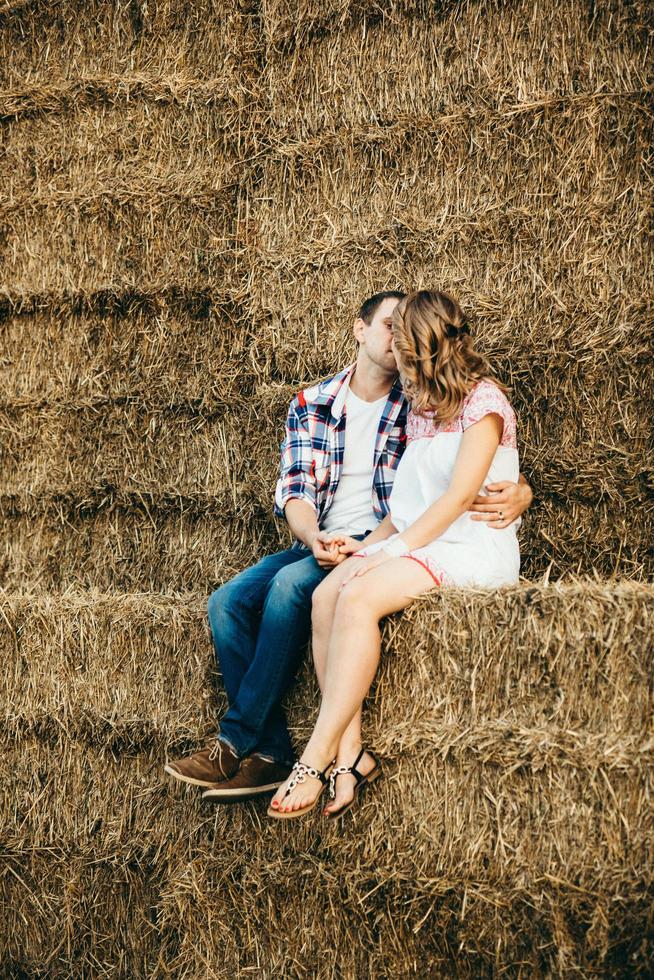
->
[269, 290, 520, 819]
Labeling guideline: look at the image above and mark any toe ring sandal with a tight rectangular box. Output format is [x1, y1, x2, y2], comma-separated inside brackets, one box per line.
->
[267, 760, 333, 820]
[326, 749, 381, 818]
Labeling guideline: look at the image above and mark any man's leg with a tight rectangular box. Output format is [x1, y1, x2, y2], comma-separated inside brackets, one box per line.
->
[218, 552, 329, 765]
[207, 546, 307, 706]
[165, 545, 309, 787]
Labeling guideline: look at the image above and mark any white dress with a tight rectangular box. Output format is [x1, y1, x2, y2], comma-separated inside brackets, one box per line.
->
[356, 380, 520, 588]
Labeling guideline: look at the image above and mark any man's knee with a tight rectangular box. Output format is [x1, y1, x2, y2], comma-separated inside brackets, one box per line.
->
[207, 579, 241, 625]
[270, 561, 319, 608]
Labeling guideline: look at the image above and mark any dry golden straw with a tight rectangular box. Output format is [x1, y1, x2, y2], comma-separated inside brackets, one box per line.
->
[0, 0, 652, 975]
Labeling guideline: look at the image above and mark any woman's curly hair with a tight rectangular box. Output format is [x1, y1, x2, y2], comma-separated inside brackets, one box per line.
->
[392, 289, 505, 421]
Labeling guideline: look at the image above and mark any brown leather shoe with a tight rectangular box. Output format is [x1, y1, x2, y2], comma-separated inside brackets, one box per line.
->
[201, 754, 292, 803]
[164, 738, 240, 788]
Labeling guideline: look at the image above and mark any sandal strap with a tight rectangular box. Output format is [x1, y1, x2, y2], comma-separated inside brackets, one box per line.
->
[284, 760, 330, 798]
[328, 766, 352, 799]
[349, 747, 366, 781]
[329, 753, 368, 798]
[329, 750, 378, 798]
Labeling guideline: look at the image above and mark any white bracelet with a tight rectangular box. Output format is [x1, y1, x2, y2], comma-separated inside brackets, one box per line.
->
[381, 536, 410, 558]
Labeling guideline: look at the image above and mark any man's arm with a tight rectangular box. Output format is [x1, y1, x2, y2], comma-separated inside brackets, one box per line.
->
[274, 396, 344, 569]
[285, 498, 320, 550]
[274, 396, 317, 519]
[469, 473, 533, 529]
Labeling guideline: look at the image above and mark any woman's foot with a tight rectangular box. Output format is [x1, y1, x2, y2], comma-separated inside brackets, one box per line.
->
[323, 747, 378, 815]
[270, 755, 333, 814]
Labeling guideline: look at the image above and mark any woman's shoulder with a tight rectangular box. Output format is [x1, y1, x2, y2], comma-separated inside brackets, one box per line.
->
[462, 381, 517, 447]
[464, 379, 514, 411]
[406, 406, 437, 442]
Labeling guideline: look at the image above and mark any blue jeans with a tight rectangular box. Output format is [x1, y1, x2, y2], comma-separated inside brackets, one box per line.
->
[207, 544, 329, 766]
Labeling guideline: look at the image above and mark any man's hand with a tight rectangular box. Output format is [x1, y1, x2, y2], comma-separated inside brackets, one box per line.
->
[469, 480, 533, 529]
[311, 531, 348, 568]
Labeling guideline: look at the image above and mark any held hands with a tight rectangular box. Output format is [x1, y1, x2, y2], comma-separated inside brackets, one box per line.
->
[469, 480, 533, 529]
[311, 531, 362, 568]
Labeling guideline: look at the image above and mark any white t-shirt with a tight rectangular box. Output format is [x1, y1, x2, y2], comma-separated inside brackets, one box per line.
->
[321, 389, 387, 535]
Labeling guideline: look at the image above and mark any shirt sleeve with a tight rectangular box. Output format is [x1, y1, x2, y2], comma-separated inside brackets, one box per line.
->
[274, 395, 318, 517]
[461, 382, 517, 449]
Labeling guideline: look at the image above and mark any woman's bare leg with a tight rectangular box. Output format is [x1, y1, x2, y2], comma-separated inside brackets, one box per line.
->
[322, 705, 378, 814]
[311, 566, 371, 811]
[310, 563, 349, 686]
[273, 558, 436, 812]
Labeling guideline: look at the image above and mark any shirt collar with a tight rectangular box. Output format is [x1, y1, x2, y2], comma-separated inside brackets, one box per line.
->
[310, 363, 354, 418]
[312, 363, 404, 422]
[387, 373, 405, 408]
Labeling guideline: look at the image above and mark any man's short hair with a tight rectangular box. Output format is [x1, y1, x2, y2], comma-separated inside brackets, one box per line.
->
[358, 290, 406, 324]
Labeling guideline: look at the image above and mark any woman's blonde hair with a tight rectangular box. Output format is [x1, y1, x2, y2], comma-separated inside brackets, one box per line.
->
[392, 289, 504, 421]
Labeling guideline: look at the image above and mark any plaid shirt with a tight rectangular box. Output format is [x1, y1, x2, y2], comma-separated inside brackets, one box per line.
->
[274, 363, 408, 528]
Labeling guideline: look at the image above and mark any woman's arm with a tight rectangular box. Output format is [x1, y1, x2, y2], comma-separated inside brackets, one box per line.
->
[399, 414, 503, 551]
[354, 514, 397, 549]
[341, 415, 502, 591]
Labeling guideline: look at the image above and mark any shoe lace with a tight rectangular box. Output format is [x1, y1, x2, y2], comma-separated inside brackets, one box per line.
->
[208, 739, 222, 763]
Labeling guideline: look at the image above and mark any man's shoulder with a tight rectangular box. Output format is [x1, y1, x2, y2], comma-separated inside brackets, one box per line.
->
[291, 365, 353, 413]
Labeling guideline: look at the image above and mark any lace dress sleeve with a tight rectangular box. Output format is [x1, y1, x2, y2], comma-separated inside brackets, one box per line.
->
[461, 382, 517, 449]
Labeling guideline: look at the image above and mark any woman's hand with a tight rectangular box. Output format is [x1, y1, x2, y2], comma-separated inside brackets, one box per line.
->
[336, 535, 364, 556]
[339, 552, 390, 590]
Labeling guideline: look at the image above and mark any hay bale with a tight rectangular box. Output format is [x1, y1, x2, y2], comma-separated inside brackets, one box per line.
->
[1, 106, 241, 294]
[1, 0, 651, 587]
[1, 0, 260, 90]
[1, 583, 653, 976]
[1, 492, 650, 591]
[0, 308, 250, 402]
[0, 511, 282, 592]
[1, 0, 261, 296]
[0, 349, 650, 586]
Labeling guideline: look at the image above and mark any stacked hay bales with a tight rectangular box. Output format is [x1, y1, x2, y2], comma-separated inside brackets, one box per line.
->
[2, 583, 653, 977]
[1, 0, 652, 590]
[1, 0, 653, 976]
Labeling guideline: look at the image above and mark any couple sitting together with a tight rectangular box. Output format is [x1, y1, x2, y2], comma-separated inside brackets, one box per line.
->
[165, 289, 532, 820]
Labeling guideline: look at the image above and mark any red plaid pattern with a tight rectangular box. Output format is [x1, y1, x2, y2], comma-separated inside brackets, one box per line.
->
[274, 364, 408, 527]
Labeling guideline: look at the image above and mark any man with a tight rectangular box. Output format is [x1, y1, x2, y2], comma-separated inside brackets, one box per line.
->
[165, 291, 532, 801]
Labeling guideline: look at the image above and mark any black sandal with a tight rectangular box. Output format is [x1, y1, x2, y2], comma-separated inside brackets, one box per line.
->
[325, 749, 382, 818]
[267, 759, 333, 820]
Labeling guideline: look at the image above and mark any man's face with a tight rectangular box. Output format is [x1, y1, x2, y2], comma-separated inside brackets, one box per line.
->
[355, 297, 401, 373]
